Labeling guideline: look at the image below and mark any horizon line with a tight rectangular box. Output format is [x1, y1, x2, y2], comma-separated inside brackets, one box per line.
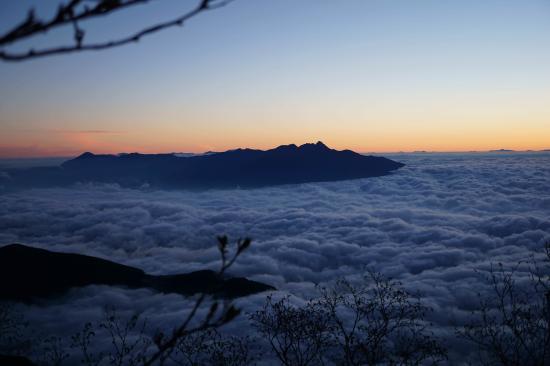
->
[1, 148, 550, 160]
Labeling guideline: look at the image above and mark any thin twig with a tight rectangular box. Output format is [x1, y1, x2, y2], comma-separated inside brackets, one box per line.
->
[0, 0, 234, 61]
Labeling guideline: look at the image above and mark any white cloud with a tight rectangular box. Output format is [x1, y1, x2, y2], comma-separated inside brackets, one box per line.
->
[1, 152, 550, 362]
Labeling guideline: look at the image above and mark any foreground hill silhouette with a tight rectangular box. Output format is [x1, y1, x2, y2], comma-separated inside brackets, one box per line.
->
[0, 244, 274, 302]
[3, 142, 404, 189]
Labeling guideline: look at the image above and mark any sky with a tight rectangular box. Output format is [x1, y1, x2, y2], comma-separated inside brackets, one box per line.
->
[0, 0, 549, 157]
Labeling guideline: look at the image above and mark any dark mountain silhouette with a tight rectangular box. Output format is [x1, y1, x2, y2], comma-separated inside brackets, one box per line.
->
[2, 142, 404, 189]
[0, 355, 36, 366]
[0, 244, 274, 302]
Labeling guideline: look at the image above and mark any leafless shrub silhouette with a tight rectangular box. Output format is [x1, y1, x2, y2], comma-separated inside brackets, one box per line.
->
[457, 242, 550, 366]
[71, 309, 154, 366]
[39, 336, 69, 366]
[71, 322, 104, 366]
[170, 328, 256, 366]
[100, 309, 151, 366]
[205, 332, 256, 366]
[318, 271, 447, 366]
[169, 328, 212, 366]
[0, 0, 234, 61]
[251, 271, 447, 366]
[71, 319, 256, 366]
[250, 295, 334, 366]
[0, 304, 31, 356]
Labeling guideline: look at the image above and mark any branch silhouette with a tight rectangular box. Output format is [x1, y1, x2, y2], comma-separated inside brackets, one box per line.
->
[0, 0, 234, 62]
[142, 235, 250, 366]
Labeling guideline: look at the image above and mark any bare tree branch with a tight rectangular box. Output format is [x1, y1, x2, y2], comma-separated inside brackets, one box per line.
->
[457, 242, 550, 366]
[251, 271, 447, 366]
[0, 0, 234, 61]
[142, 235, 249, 366]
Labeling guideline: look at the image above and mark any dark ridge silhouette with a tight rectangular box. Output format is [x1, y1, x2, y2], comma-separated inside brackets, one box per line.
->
[0, 244, 274, 302]
[1, 142, 404, 189]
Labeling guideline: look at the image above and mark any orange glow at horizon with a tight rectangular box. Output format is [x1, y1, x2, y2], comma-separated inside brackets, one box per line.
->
[1, 124, 549, 158]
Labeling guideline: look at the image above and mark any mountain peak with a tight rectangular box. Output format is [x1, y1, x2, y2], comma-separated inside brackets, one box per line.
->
[78, 152, 95, 159]
[273, 143, 298, 151]
[298, 141, 330, 151]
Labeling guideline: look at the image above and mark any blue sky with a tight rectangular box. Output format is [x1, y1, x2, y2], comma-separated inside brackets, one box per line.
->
[1, 0, 549, 156]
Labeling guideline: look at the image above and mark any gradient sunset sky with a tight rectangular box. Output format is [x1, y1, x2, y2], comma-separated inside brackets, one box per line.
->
[1, 0, 549, 157]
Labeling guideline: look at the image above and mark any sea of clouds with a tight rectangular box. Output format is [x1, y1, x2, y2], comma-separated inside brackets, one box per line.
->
[1, 152, 550, 362]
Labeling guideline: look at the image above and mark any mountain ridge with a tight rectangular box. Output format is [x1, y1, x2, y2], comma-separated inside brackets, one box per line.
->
[1, 141, 404, 189]
[0, 243, 275, 302]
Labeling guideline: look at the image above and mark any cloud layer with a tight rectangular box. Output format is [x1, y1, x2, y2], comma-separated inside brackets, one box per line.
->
[1, 152, 550, 361]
